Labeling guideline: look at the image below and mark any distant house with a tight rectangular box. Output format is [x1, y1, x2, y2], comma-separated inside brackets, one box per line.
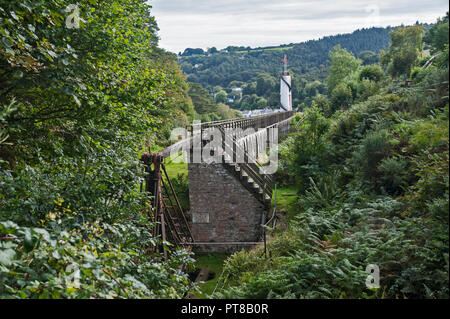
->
[231, 87, 243, 101]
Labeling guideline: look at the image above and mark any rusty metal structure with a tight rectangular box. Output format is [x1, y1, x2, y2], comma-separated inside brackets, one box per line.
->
[140, 153, 194, 258]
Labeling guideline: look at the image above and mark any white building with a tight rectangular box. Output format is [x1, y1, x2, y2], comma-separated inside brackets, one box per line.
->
[280, 55, 292, 111]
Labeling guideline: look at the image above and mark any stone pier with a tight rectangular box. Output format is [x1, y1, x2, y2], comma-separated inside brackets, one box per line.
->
[188, 162, 267, 253]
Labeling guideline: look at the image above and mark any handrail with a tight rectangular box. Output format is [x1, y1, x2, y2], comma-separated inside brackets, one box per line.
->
[157, 111, 295, 160]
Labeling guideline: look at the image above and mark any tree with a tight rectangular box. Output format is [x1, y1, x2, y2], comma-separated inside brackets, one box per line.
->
[359, 50, 379, 65]
[182, 48, 205, 56]
[242, 82, 256, 95]
[381, 25, 425, 78]
[326, 45, 361, 94]
[359, 65, 384, 82]
[255, 97, 268, 109]
[208, 47, 219, 54]
[331, 82, 353, 112]
[305, 81, 325, 98]
[0, 0, 196, 299]
[313, 95, 331, 114]
[281, 106, 330, 192]
[215, 90, 228, 104]
[256, 74, 275, 96]
[177, 27, 392, 104]
[424, 12, 449, 53]
[188, 83, 216, 114]
[216, 103, 234, 119]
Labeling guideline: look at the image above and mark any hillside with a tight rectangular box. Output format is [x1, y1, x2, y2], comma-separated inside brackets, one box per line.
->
[179, 27, 402, 110]
[180, 27, 393, 86]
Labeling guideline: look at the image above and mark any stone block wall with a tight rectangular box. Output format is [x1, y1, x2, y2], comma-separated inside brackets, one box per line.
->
[188, 163, 267, 253]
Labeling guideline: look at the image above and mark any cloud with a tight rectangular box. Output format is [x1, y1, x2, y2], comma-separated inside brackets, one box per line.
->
[149, 0, 449, 53]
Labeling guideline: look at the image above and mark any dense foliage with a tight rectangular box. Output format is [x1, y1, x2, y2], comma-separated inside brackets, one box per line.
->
[214, 17, 449, 299]
[0, 0, 198, 298]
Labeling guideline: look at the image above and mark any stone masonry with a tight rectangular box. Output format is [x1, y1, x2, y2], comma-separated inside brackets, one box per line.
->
[188, 162, 267, 253]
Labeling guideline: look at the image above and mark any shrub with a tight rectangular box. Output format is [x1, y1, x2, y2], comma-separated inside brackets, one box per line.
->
[299, 171, 345, 210]
[353, 129, 391, 181]
[331, 82, 353, 112]
[409, 119, 449, 153]
[377, 157, 411, 195]
[360, 65, 384, 82]
[410, 66, 422, 80]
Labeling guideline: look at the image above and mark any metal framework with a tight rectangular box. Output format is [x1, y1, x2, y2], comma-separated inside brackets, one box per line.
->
[140, 153, 194, 259]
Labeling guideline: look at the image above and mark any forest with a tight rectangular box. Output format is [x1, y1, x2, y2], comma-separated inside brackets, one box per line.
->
[0, 0, 448, 299]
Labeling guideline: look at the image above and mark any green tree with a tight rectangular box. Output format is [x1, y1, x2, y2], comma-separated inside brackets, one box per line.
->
[255, 97, 268, 109]
[188, 83, 216, 114]
[215, 90, 228, 104]
[208, 47, 219, 54]
[424, 12, 449, 53]
[359, 50, 379, 65]
[326, 45, 361, 94]
[359, 65, 384, 82]
[313, 95, 331, 114]
[256, 74, 275, 96]
[149, 48, 196, 125]
[381, 25, 425, 77]
[0, 0, 196, 299]
[330, 82, 353, 112]
[216, 103, 235, 119]
[281, 107, 330, 192]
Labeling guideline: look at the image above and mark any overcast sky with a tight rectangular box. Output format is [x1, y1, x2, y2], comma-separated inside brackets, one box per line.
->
[149, 0, 449, 53]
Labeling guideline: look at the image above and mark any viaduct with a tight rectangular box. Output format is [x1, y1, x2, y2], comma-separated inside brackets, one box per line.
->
[140, 111, 296, 254]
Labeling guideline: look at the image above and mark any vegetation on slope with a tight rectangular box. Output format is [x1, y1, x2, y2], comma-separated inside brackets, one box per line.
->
[213, 15, 449, 299]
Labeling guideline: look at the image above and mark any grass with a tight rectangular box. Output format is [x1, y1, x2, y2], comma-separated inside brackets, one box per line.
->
[192, 253, 230, 299]
[146, 145, 187, 178]
[163, 152, 188, 179]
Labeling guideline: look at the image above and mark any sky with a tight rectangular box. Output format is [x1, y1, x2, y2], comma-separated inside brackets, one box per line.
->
[149, 0, 449, 54]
